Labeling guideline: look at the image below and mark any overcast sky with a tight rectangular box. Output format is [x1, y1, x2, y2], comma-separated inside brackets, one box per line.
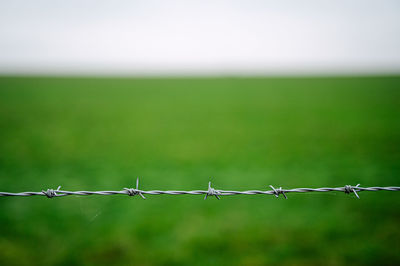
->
[0, 0, 400, 75]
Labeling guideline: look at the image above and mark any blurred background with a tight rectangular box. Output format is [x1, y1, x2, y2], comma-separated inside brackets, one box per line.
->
[0, 1, 400, 265]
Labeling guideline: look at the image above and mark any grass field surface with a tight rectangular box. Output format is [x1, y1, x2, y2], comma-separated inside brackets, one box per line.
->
[0, 76, 399, 265]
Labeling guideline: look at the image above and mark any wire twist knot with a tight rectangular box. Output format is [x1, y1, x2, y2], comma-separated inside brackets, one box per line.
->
[205, 181, 221, 200]
[124, 178, 145, 199]
[344, 184, 360, 199]
[269, 185, 287, 199]
[42, 186, 61, 198]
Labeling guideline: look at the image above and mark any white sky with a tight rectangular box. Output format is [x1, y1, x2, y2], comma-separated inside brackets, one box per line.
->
[0, 0, 400, 75]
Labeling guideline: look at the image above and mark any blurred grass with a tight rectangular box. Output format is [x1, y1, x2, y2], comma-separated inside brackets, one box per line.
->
[0, 76, 399, 265]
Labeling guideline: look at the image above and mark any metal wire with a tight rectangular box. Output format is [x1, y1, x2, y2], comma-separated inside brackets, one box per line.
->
[1, 179, 399, 199]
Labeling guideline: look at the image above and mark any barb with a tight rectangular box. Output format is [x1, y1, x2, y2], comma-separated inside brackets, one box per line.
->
[344, 184, 360, 199]
[269, 185, 287, 199]
[124, 178, 146, 199]
[204, 181, 221, 200]
[1, 183, 400, 199]
[42, 186, 62, 198]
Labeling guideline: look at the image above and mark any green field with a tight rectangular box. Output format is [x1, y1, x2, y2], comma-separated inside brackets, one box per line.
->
[0, 76, 399, 265]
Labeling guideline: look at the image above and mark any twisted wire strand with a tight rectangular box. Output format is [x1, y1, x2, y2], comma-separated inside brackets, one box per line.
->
[0, 180, 399, 199]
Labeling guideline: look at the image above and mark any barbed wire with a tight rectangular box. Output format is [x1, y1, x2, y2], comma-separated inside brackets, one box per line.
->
[1, 179, 400, 199]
